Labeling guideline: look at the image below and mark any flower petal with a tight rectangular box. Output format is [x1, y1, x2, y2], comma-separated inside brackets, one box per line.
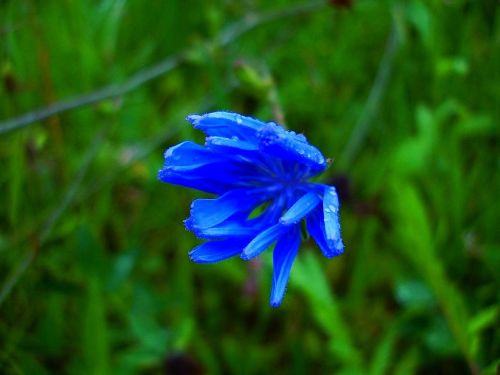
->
[270, 226, 300, 307]
[205, 136, 259, 153]
[188, 188, 273, 230]
[158, 168, 227, 194]
[158, 141, 237, 194]
[257, 122, 326, 174]
[162, 141, 226, 171]
[159, 142, 274, 194]
[187, 210, 258, 239]
[241, 224, 287, 261]
[248, 193, 286, 227]
[187, 111, 263, 141]
[189, 238, 249, 263]
[190, 195, 286, 240]
[306, 207, 344, 258]
[279, 192, 321, 225]
[323, 186, 344, 252]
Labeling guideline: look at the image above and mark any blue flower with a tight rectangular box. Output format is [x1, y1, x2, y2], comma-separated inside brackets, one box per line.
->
[159, 111, 344, 307]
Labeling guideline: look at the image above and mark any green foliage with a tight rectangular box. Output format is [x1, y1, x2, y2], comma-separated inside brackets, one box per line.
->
[1, 0, 498, 374]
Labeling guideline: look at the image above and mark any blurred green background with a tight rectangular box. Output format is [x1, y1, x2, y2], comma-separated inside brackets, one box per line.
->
[1, 0, 499, 374]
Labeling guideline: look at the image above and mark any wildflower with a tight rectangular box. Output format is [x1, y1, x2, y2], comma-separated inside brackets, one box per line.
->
[159, 112, 344, 307]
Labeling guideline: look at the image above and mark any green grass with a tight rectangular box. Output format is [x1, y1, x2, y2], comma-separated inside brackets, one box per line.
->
[1, 0, 499, 374]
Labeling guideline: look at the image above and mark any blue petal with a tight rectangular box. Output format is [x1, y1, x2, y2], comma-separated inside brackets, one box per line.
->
[205, 136, 279, 182]
[241, 224, 287, 260]
[186, 112, 326, 175]
[162, 141, 226, 171]
[160, 164, 257, 194]
[323, 186, 344, 251]
[191, 222, 260, 239]
[256, 122, 326, 174]
[158, 168, 227, 194]
[190, 195, 286, 240]
[306, 207, 344, 258]
[158, 141, 234, 194]
[189, 238, 249, 263]
[248, 193, 286, 227]
[279, 192, 321, 225]
[270, 226, 300, 307]
[159, 144, 275, 194]
[186, 209, 256, 239]
[205, 136, 259, 153]
[187, 112, 264, 141]
[188, 188, 274, 231]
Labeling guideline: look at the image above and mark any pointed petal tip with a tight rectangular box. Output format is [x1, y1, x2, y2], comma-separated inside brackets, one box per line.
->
[163, 147, 172, 159]
[186, 114, 202, 125]
[188, 251, 197, 262]
[188, 252, 213, 264]
[323, 251, 344, 259]
[240, 252, 252, 261]
[157, 168, 164, 181]
[240, 244, 265, 261]
[188, 249, 203, 263]
[270, 299, 283, 308]
[325, 239, 345, 258]
[183, 217, 193, 231]
[157, 167, 171, 183]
